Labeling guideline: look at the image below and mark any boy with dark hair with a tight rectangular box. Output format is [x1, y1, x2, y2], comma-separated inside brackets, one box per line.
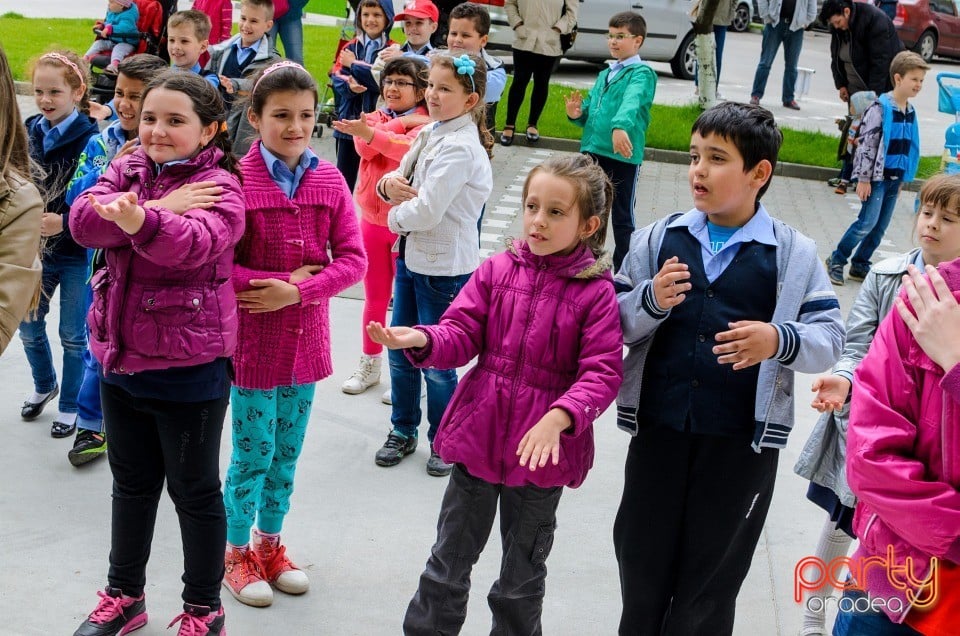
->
[565, 10, 655, 271]
[333, 0, 397, 191]
[167, 9, 221, 88]
[447, 2, 506, 135]
[613, 102, 844, 635]
[63, 53, 170, 467]
[825, 50, 927, 285]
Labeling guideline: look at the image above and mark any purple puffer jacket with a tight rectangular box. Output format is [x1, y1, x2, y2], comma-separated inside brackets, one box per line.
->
[407, 240, 624, 488]
[69, 146, 245, 375]
[847, 257, 960, 623]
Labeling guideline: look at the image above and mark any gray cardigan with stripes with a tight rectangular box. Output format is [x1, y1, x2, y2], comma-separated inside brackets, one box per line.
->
[613, 208, 845, 450]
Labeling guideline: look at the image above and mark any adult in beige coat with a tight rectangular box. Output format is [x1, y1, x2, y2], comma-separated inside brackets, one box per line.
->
[500, 0, 578, 146]
[0, 45, 42, 355]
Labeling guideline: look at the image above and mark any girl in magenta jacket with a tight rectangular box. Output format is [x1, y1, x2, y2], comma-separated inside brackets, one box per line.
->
[69, 72, 244, 635]
[838, 254, 960, 634]
[222, 62, 366, 609]
[332, 56, 430, 397]
[367, 154, 623, 634]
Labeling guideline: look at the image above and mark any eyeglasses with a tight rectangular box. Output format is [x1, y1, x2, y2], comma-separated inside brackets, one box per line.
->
[382, 79, 416, 89]
[605, 33, 636, 41]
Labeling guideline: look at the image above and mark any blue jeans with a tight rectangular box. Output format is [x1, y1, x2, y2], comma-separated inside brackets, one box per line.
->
[269, 0, 307, 65]
[831, 179, 902, 271]
[388, 258, 471, 443]
[832, 589, 921, 635]
[18, 251, 88, 413]
[751, 21, 804, 102]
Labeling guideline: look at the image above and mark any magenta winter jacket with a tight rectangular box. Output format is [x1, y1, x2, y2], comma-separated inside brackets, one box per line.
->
[407, 240, 624, 488]
[69, 146, 245, 375]
[847, 257, 960, 623]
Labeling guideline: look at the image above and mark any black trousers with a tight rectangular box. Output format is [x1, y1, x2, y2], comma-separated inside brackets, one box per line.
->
[505, 48, 557, 129]
[335, 136, 361, 193]
[613, 426, 779, 636]
[585, 152, 639, 272]
[101, 381, 229, 607]
[404, 464, 563, 636]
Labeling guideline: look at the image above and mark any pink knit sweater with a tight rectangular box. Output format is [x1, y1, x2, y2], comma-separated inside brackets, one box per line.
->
[232, 143, 366, 389]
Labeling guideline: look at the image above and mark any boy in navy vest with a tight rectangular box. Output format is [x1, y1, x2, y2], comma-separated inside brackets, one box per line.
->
[612, 102, 844, 635]
[825, 50, 928, 286]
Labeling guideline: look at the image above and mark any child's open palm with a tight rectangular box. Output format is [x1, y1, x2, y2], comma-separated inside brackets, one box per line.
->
[517, 408, 571, 472]
[365, 321, 428, 350]
[810, 375, 852, 413]
[564, 92, 582, 118]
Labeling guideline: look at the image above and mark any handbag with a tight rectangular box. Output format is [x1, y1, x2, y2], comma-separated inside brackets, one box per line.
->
[559, 2, 577, 53]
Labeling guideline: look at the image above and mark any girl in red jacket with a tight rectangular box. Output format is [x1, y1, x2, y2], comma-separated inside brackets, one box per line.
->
[333, 56, 430, 397]
[222, 61, 366, 609]
[367, 154, 624, 635]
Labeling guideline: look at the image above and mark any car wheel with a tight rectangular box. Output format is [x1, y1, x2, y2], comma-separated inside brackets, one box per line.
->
[914, 30, 937, 63]
[670, 31, 697, 81]
[730, 2, 750, 32]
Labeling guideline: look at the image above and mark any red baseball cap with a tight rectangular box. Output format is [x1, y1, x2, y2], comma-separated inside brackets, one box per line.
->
[395, 0, 440, 22]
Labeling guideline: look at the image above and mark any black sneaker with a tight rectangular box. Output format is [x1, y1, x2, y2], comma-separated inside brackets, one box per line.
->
[375, 431, 417, 467]
[168, 603, 224, 635]
[848, 266, 870, 282]
[74, 586, 147, 636]
[825, 256, 845, 286]
[69, 429, 108, 467]
[426, 446, 453, 477]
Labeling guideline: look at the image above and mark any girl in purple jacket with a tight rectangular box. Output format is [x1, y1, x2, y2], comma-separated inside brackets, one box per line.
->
[367, 154, 624, 635]
[70, 71, 245, 636]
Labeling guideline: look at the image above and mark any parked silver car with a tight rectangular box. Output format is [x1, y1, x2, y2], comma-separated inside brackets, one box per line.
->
[478, 0, 700, 79]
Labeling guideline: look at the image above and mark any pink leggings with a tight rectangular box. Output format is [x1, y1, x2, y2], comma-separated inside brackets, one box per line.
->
[361, 219, 398, 355]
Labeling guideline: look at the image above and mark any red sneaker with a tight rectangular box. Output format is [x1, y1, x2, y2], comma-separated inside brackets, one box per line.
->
[222, 546, 272, 607]
[253, 532, 309, 595]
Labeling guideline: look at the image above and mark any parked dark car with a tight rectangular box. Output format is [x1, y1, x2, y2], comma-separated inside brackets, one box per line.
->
[895, 0, 960, 62]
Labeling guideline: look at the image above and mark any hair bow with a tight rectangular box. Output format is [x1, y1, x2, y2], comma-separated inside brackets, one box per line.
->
[452, 54, 476, 92]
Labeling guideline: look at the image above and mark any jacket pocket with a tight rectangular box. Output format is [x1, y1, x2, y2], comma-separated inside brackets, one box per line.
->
[88, 269, 110, 342]
[130, 287, 206, 360]
[411, 233, 452, 265]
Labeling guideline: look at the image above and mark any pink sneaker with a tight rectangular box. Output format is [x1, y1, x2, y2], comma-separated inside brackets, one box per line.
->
[73, 586, 147, 636]
[167, 603, 225, 636]
[222, 545, 273, 607]
[253, 531, 310, 595]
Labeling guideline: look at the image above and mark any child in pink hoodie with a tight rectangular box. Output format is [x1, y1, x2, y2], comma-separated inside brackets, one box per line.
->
[333, 56, 430, 397]
[367, 154, 623, 634]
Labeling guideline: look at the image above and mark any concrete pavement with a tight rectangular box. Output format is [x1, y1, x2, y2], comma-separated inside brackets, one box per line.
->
[3, 91, 921, 634]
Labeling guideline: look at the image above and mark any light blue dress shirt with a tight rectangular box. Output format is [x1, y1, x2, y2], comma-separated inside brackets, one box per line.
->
[40, 108, 81, 154]
[607, 54, 642, 83]
[232, 40, 258, 67]
[259, 144, 320, 199]
[665, 205, 778, 283]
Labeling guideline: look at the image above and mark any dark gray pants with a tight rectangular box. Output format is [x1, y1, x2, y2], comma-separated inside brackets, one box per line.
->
[403, 464, 563, 636]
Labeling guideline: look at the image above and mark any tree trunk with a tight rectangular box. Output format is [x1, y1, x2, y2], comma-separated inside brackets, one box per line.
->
[692, 0, 722, 110]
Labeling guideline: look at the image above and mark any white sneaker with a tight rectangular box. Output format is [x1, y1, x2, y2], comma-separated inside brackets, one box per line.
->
[341, 355, 382, 395]
[381, 389, 392, 405]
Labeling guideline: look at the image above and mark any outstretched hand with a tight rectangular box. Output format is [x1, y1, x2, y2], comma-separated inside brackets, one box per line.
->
[810, 375, 852, 413]
[87, 192, 145, 234]
[516, 408, 571, 472]
[365, 321, 428, 350]
[895, 263, 960, 371]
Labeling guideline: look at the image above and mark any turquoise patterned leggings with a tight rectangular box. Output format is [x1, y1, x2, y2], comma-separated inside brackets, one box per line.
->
[223, 383, 316, 546]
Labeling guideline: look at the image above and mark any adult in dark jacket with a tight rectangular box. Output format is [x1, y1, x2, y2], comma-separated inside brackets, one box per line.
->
[820, 0, 903, 103]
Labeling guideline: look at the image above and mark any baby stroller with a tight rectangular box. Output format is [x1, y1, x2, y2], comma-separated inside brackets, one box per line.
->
[89, 0, 167, 104]
[938, 72, 960, 175]
[315, 0, 355, 137]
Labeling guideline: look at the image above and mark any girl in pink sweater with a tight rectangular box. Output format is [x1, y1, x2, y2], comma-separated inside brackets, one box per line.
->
[222, 61, 366, 608]
[332, 56, 430, 397]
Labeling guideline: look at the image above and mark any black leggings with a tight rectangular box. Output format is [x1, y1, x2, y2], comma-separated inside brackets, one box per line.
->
[101, 381, 229, 608]
[505, 48, 557, 129]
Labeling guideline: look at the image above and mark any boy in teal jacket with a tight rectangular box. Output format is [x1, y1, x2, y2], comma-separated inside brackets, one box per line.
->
[565, 10, 656, 270]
